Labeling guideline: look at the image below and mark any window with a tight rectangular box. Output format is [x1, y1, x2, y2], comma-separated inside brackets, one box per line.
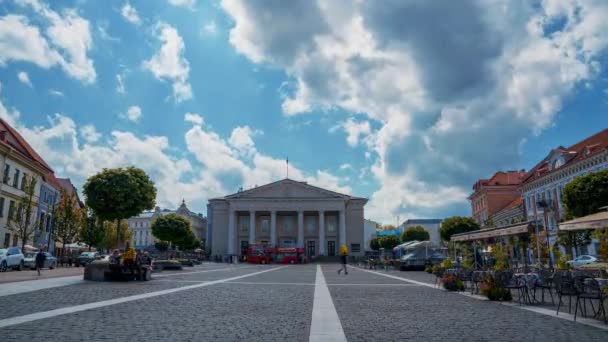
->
[3, 233, 9, 248]
[307, 240, 316, 256]
[239, 216, 249, 234]
[327, 241, 336, 256]
[46, 214, 51, 232]
[12, 169, 19, 188]
[0, 197, 4, 217]
[306, 216, 315, 234]
[350, 243, 361, 253]
[283, 216, 293, 234]
[12, 235, 18, 247]
[553, 158, 565, 169]
[8, 200, 15, 220]
[261, 218, 269, 233]
[326, 215, 337, 233]
[20, 173, 27, 190]
[39, 212, 45, 230]
[3, 164, 9, 184]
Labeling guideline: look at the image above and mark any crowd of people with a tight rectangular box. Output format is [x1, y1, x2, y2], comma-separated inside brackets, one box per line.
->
[109, 242, 153, 280]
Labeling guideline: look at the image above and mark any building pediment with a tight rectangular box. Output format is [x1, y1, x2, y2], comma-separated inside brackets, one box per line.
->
[224, 179, 351, 200]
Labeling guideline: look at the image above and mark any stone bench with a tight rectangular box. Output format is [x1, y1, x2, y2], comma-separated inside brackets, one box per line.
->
[153, 260, 183, 271]
[84, 260, 110, 281]
[84, 260, 152, 281]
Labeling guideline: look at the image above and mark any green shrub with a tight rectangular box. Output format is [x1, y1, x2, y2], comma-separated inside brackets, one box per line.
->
[440, 275, 464, 291]
[424, 265, 433, 274]
[480, 276, 512, 301]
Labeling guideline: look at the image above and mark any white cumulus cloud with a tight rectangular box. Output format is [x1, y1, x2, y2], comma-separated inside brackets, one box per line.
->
[121, 2, 141, 25]
[17, 71, 32, 87]
[143, 22, 192, 102]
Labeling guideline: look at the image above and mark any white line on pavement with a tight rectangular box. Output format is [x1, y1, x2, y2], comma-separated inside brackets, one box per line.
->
[354, 266, 608, 332]
[0, 276, 83, 297]
[327, 283, 421, 286]
[225, 281, 314, 286]
[153, 265, 254, 278]
[0, 266, 287, 329]
[309, 264, 347, 342]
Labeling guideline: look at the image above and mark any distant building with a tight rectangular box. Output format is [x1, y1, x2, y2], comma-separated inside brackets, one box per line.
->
[469, 170, 525, 226]
[35, 173, 61, 253]
[521, 128, 608, 254]
[206, 179, 368, 257]
[0, 118, 54, 248]
[127, 200, 207, 249]
[363, 219, 379, 251]
[487, 197, 525, 228]
[401, 219, 443, 246]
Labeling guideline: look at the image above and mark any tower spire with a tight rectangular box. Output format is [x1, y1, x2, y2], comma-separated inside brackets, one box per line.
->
[286, 156, 289, 179]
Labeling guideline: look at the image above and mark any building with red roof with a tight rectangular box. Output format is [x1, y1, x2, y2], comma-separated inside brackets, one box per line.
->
[469, 170, 526, 226]
[521, 128, 608, 253]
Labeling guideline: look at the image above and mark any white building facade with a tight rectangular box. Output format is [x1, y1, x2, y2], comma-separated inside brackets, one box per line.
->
[206, 179, 368, 257]
[128, 201, 207, 249]
[363, 219, 379, 252]
[521, 129, 608, 255]
[0, 119, 54, 249]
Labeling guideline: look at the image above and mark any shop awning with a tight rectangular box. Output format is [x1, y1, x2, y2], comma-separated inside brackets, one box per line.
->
[451, 222, 532, 242]
[558, 210, 608, 231]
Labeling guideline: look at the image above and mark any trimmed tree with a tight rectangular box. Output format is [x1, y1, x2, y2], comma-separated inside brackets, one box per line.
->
[439, 216, 480, 242]
[562, 169, 608, 219]
[369, 237, 381, 251]
[401, 225, 430, 242]
[155, 241, 169, 254]
[83, 167, 156, 247]
[151, 214, 194, 255]
[53, 188, 83, 256]
[557, 230, 592, 258]
[6, 176, 39, 250]
[380, 235, 400, 250]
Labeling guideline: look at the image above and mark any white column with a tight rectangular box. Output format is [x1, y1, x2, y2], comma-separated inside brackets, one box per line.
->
[227, 209, 235, 255]
[249, 210, 256, 244]
[339, 210, 346, 247]
[318, 210, 325, 256]
[270, 210, 277, 247]
[297, 211, 304, 248]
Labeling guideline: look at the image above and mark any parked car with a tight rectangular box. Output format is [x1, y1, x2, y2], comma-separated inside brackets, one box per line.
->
[76, 252, 99, 266]
[0, 247, 25, 272]
[23, 252, 57, 270]
[566, 255, 598, 268]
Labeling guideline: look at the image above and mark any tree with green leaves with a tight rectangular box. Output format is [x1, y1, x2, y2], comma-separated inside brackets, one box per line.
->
[562, 169, 608, 219]
[6, 176, 39, 250]
[98, 220, 132, 253]
[557, 230, 592, 258]
[439, 216, 480, 242]
[151, 214, 194, 251]
[380, 235, 400, 250]
[79, 210, 105, 252]
[53, 188, 83, 256]
[401, 225, 430, 242]
[155, 241, 169, 254]
[83, 167, 156, 246]
[369, 237, 381, 251]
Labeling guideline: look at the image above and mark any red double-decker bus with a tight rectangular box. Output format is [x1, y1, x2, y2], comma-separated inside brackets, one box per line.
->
[246, 243, 273, 264]
[274, 247, 305, 264]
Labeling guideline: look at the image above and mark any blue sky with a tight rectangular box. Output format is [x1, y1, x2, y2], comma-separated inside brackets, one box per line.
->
[0, 0, 606, 224]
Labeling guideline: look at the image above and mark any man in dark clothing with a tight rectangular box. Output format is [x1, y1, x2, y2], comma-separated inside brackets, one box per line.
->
[35, 249, 47, 276]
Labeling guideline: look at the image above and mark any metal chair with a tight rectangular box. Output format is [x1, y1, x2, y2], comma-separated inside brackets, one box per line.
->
[496, 271, 527, 305]
[574, 276, 606, 323]
[534, 269, 555, 305]
[554, 272, 578, 316]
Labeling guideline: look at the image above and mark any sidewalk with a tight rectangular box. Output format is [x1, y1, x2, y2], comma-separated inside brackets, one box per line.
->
[0, 267, 84, 284]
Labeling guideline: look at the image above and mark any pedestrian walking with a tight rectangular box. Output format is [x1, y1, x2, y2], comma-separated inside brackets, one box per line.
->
[338, 244, 348, 275]
[35, 248, 47, 276]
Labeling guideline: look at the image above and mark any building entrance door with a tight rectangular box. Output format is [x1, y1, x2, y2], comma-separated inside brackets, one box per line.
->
[306, 240, 316, 256]
[240, 240, 249, 255]
[327, 240, 336, 256]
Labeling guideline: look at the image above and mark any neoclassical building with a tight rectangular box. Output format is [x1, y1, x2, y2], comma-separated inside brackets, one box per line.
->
[128, 200, 207, 249]
[206, 179, 368, 257]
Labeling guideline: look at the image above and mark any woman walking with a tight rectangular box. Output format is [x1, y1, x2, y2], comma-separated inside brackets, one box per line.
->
[35, 248, 47, 276]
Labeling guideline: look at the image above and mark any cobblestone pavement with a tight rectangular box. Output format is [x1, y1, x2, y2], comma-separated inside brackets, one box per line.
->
[0, 266, 84, 284]
[0, 263, 606, 341]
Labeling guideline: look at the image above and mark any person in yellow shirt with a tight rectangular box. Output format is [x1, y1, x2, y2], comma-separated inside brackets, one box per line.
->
[123, 241, 136, 279]
[338, 244, 348, 275]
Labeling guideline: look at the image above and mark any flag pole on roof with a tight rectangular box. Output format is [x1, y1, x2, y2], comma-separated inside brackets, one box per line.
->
[286, 157, 289, 179]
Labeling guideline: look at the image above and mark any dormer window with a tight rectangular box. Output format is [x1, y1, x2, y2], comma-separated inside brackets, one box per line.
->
[552, 158, 564, 169]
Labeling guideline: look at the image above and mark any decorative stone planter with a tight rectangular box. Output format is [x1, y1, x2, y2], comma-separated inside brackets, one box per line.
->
[84, 260, 110, 281]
